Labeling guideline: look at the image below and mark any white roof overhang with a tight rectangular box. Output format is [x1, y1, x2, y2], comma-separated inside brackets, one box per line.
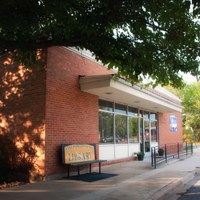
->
[79, 75, 183, 113]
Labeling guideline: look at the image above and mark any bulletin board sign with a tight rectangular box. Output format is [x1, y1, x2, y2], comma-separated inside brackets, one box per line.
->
[62, 144, 96, 164]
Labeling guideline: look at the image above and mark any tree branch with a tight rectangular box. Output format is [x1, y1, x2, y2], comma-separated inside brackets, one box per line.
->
[146, 21, 169, 33]
[0, 39, 82, 51]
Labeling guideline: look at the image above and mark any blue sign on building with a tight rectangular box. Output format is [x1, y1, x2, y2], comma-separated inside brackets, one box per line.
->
[170, 114, 177, 132]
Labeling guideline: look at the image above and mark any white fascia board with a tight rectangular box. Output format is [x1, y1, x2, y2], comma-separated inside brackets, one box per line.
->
[79, 75, 112, 90]
[111, 79, 183, 112]
[80, 75, 183, 112]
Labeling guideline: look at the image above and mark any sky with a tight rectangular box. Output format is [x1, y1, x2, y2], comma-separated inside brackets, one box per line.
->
[181, 73, 197, 84]
[142, 72, 198, 85]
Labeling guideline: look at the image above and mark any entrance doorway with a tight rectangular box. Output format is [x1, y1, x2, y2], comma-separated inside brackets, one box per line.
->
[140, 112, 158, 156]
[144, 120, 150, 153]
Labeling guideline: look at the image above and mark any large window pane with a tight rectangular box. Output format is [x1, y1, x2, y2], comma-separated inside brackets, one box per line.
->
[99, 112, 114, 143]
[115, 114, 127, 143]
[151, 120, 158, 142]
[150, 113, 157, 120]
[139, 110, 143, 117]
[129, 117, 138, 143]
[140, 118, 144, 152]
[99, 100, 113, 112]
[143, 111, 149, 119]
[128, 107, 138, 117]
[115, 104, 127, 114]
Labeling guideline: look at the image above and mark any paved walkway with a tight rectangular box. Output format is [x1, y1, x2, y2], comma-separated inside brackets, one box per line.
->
[0, 149, 200, 200]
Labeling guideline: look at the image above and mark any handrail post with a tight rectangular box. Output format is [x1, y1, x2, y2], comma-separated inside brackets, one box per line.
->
[165, 144, 167, 163]
[151, 147, 157, 168]
[154, 147, 156, 168]
[151, 147, 153, 167]
[186, 142, 188, 156]
[177, 143, 179, 159]
[191, 142, 193, 155]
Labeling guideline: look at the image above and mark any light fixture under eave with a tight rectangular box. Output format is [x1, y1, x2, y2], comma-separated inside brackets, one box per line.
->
[105, 92, 112, 95]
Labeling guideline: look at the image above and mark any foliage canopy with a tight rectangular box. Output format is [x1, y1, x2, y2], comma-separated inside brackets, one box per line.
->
[165, 81, 200, 142]
[0, 0, 200, 87]
[180, 82, 200, 142]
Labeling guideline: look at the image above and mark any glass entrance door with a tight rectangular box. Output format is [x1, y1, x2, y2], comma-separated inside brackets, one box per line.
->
[140, 112, 158, 156]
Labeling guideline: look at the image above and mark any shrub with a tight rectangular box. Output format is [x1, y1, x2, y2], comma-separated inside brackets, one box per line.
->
[158, 148, 164, 156]
[136, 152, 144, 161]
[0, 135, 36, 183]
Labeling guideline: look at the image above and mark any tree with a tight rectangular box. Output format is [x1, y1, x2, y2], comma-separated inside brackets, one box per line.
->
[164, 82, 200, 142]
[0, 0, 200, 87]
[163, 85, 180, 97]
[180, 82, 200, 142]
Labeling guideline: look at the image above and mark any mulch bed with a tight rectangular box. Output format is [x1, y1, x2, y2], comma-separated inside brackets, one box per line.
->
[0, 182, 25, 189]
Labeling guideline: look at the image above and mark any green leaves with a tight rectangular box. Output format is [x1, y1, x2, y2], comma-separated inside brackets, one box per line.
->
[180, 82, 200, 142]
[0, 0, 199, 87]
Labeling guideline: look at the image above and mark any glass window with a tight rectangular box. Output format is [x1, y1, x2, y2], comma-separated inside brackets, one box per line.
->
[144, 120, 150, 141]
[139, 110, 143, 117]
[99, 100, 113, 112]
[144, 120, 150, 152]
[140, 117, 144, 152]
[115, 104, 127, 114]
[150, 113, 157, 120]
[99, 112, 114, 143]
[143, 111, 149, 119]
[129, 117, 138, 143]
[99, 99, 159, 147]
[151, 121, 158, 142]
[128, 107, 138, 117]
[115, 114, 127, 143]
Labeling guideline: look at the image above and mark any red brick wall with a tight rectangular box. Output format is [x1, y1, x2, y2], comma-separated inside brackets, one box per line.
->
[45, 47, 112, 175]
[0, 57, 46, 180]
[45, 47, 184, 175]
[158, 112, 183, 145]
[0, 47, 184, 178]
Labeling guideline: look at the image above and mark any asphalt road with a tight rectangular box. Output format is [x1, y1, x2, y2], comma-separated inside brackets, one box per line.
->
[177, 174, 200, 200]
[160, 171, 200, 200]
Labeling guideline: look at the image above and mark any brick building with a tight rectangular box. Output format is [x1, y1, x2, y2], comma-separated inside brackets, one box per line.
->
[0, 46, 183, 180]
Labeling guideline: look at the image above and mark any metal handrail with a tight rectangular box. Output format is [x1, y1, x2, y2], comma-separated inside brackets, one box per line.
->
[151, 142, 193, 168]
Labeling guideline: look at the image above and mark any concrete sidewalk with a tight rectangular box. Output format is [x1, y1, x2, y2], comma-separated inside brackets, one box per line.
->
[0, 149, 200, 200]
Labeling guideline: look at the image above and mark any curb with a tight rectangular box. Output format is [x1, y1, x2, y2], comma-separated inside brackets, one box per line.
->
[148, 170, 195, 200]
